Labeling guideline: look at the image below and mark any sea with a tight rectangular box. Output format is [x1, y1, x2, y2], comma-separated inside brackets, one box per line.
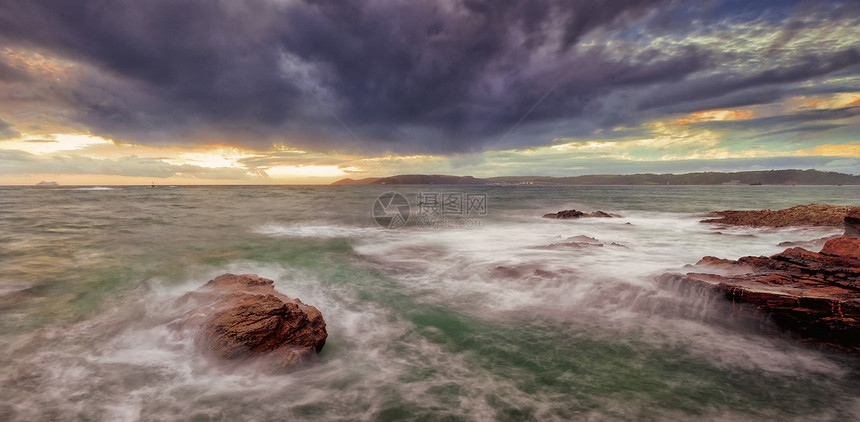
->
[0, 185, 858, 421]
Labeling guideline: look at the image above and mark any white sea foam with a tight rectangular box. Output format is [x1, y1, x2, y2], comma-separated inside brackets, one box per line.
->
[352, 210, 838, 312]
[350, 210, 847, 377]
[254, 222, 395, 240]
[2, 186, 856, 421]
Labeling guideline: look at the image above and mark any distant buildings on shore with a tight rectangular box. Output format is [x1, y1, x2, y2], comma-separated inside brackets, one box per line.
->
[488, 181, 535, 185]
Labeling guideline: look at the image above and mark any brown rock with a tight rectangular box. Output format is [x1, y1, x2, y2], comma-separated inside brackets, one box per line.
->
[845, 207, 860, 238]
[590, 211, 619, 218]
[177, 274, 327, 370]
[543, 209, 622, 219]
[700, 204, 852, 227]
[820, 237, 860, 260]
[566, 235, 599, 242]
[533, 241, 603, 250]
[694, 256, 737, 267]
[543, 209, 585, 219]
[533, 234, 627, 250]
[656, 239, 860, 352]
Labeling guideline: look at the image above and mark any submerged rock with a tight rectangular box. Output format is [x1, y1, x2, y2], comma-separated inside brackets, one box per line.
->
[776, 235, 839, 249]
[176, 274, 327, 370]
[657, 235, 860, 352]
[532, 234, 628, 250]
[566, 235, 599, 242]
[534, 241, 604, 250]
[542, 209, 621, 219]
[700, 204, 852, 227]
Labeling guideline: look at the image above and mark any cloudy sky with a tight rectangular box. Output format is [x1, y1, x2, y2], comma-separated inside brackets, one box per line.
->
[1, 0, 858, 184]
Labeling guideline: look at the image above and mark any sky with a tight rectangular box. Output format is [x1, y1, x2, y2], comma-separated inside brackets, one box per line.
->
[0, 0, 859, 185]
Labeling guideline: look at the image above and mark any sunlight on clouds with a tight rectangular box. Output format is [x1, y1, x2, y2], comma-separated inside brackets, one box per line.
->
[162, 146, 262, 168]
[798, 144, 860, 157]
[657, 148, 785, 161]
[762, 91, 860, 116]
[3, 48, 74, 79]
[677, 109, 754, 125]
[802, 92, 860, 110]
[271, 143, 309, 153]
[1, 88, 856, 185]
[549, 141, 619, 152]
[341, 154, 445, 176]
[634, 122, 722, 150]
[266, 165, 346, 178]
[0, 133, 115, 154]
[355, 154, 431, 162]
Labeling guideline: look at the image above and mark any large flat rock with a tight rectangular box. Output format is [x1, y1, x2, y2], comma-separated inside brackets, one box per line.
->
[700, 204, 853, 227]
[657, 237, 860, 351]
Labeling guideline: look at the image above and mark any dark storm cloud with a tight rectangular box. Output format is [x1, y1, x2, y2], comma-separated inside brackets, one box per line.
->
[0, 0, 858, 153]
[640, 48, 860, 113]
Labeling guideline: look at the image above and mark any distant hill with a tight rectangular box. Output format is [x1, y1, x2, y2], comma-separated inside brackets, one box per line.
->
[331, 170, 860, 185]
[331, 177, 382, 185]
[333, 174, 488, 185]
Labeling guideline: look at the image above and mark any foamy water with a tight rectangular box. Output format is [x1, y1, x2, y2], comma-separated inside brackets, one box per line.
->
[0, 185, 858, 421]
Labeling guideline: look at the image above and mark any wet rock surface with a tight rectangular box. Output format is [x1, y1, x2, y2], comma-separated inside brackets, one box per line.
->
[820, 237, 860, 259]
[543, 209, 622, 219]
[175, 274, 327, 370]
[700, 204, 852, 227]
[657, 236, 860, 352]
[532, 235, 627, 251]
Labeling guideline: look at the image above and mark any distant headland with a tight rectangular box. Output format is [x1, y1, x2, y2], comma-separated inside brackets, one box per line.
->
[332, 169, 860, 186]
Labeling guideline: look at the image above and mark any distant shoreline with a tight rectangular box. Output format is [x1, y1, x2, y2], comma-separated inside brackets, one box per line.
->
[332, 169, 860, 186]
[3, 169, 859, 187]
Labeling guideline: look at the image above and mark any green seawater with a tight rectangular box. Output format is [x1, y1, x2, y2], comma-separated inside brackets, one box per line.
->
[0, 185, 858, 421]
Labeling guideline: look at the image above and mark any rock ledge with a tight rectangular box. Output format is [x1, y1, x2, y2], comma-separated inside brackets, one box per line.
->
[657, 237, 860, 352]
[700, 204, 852, 227]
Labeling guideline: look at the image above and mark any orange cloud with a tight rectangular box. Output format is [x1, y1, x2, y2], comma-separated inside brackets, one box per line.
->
[798, 144, 860, 157]
[796, 92, 860, 111]
[3, 48, 74, 79]
[676, 109, 754, 125]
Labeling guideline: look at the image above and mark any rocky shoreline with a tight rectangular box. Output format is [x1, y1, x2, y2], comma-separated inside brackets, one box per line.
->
[659, 206, 860, 352]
